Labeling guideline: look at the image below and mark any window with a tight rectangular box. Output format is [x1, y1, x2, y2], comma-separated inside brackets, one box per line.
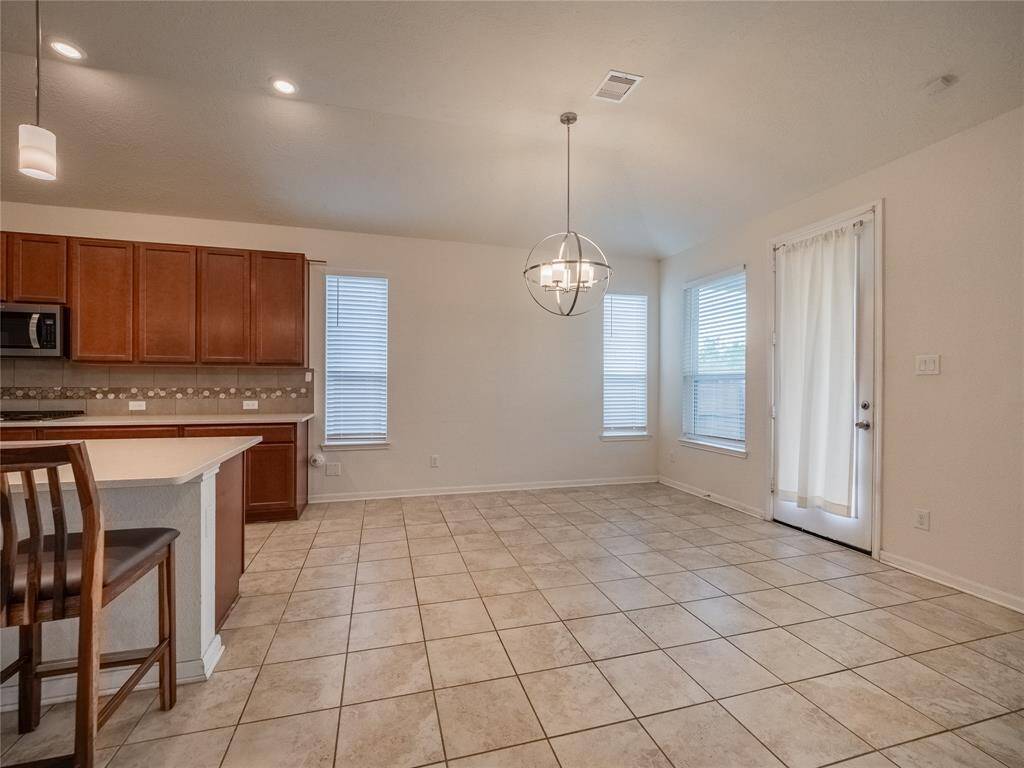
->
[682, 268, 747, 452]
[603, 293, 648, 437]
[324, 275, 388, 445]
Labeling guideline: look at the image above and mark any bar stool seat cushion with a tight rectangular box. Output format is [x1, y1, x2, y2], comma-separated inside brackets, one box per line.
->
[9, 528, 180, 602]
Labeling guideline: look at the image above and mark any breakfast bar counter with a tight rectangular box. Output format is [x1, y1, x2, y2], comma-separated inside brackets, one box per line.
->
[0, 436, 259, 709]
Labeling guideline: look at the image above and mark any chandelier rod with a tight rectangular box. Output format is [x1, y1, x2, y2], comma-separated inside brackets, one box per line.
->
[565, 118, 570, 233]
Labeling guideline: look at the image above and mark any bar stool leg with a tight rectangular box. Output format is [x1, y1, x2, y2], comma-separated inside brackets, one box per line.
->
[158, 542, 177, 710]
[17, 624, 41, 733]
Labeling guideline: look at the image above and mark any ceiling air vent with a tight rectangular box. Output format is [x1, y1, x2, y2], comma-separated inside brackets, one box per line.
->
[592, 70, 643, 103]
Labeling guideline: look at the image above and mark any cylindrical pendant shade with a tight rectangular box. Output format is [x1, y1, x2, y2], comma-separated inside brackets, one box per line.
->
[18, 124, 57, 180]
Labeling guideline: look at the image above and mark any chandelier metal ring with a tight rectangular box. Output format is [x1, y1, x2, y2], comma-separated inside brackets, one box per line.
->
[523, 112, 612, 316]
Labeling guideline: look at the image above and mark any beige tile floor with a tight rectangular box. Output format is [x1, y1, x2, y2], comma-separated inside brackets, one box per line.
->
[3, 482, 1024, 767]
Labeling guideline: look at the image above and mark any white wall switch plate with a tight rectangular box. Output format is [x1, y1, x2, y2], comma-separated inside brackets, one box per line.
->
[915, 354, 941, 375]
[128, 400, 146, 412]
[913, 509, 931, 531]
[325, 463, 341, 476]
[242, 400, 259, 410]
[430, 454, 440, 468]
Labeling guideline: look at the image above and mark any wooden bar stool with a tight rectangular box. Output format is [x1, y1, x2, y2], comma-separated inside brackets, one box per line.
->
[0, 441, 179, 768]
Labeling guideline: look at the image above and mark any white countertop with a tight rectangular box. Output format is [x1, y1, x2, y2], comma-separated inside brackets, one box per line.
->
[0, 412, 314, 428]
[5, 436, 261, 489]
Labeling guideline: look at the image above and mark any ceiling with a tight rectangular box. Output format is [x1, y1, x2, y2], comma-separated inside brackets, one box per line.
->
[1, 1, 1021, 258]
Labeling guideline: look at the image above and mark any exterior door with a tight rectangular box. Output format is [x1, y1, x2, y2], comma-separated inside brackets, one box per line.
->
[770, 210, 876, 551]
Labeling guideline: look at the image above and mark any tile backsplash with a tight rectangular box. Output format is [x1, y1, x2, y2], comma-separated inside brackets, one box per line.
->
[1, 359, 313, 416]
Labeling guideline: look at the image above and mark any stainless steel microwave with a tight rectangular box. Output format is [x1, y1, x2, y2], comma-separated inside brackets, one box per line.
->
[1, 303, 67, 357]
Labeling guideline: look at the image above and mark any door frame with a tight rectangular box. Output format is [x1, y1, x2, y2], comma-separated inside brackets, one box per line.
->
[765, 200, 885, 557]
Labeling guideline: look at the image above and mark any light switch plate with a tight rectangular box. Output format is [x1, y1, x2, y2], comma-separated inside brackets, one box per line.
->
[128, 400, 146, 412]
[915, 354, 940, 375]
[242, 400, 259, 410]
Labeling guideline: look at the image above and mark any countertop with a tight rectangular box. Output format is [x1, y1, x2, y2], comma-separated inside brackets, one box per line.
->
[5, 436, 261, 489]
[0, 412, 314, 428]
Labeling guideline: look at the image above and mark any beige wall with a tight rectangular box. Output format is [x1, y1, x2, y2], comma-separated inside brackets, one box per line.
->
[0, 202, 660, 498]
[659, 107, 1024, 607]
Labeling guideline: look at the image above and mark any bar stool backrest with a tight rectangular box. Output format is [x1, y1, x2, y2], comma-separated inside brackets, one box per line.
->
[0, 441, 104, 627]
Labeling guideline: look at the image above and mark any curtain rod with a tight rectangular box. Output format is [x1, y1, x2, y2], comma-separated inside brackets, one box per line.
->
[772, 206, 875, 252]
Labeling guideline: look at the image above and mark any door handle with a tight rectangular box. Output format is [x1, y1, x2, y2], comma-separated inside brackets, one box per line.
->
[28, 314, 40, 348]
[855, 420, 871, 430]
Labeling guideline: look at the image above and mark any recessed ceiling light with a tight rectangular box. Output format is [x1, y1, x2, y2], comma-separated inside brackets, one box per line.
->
[271, 78, 297, 96]
[49, 39, 85, 60]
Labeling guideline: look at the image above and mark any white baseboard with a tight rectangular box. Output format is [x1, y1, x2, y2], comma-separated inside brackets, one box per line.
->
[309, 475, 661, 503]
[880, 548, 1024, 618]
[879, 550, 1024, 614]
[657, 476, 765, 521]
[0, 636, 223, 712]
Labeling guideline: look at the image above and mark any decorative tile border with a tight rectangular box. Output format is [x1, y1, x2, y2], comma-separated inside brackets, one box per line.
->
[2, 386, 310, 401]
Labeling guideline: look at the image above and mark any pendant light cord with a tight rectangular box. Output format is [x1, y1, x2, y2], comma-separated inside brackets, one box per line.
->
[34, 0, 41, 126]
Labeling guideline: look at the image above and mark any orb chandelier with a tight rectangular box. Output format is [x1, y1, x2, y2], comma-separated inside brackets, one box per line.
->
[19, 0, 57, 181]
[524, 112, 611, 316]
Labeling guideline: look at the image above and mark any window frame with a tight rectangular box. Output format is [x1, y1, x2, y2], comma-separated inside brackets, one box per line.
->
[321, 271, 391, 451]
[601, 292, 650, 440]
[680, 265, 748, 458]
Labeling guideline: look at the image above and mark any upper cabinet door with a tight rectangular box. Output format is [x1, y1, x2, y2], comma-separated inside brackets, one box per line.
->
[7, 232, 67, 303]
[252, 251, 305, 365]
[135, 243, 197, 363]
[1, 232, 7, 301]
[69, 238, 134, 362]
[199, 247, 251, 364]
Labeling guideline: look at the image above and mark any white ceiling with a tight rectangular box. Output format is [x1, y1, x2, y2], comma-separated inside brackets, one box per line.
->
[2, 1, 1022, 258]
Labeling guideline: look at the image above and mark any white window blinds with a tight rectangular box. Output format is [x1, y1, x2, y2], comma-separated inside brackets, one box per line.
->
[325, 275, 388, 444]
[683, 269, 747, 449]
[603, 293, 648, 436]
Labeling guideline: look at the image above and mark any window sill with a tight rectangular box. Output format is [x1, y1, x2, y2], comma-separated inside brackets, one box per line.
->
[321, 441, 391, 452]
[601, 433, 651, 442]
[678, 437, 747, 458]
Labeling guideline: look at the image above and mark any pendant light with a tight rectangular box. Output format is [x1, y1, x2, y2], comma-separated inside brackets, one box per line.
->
[523, 112, 611, 316]
[19, 0, 57, 181]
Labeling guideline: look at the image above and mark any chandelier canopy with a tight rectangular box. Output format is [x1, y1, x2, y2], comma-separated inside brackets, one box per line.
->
[524, 112, 611, 316]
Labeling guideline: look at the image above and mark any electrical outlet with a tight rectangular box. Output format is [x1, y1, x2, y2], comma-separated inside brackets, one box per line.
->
[915, 355, 941, 375]
[128, 400, 146, 412]
[913, 509, 931, 531]
[325, 463, 341, 476]
[305, 371, 313, 382]
[242, 400, 259, 410]
[430, 454, 440, 468]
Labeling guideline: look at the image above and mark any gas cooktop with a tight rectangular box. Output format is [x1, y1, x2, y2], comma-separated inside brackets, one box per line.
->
[0, 410, 86, 422]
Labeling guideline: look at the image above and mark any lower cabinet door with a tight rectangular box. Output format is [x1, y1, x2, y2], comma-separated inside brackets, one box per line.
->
[244, 443, 296, 516]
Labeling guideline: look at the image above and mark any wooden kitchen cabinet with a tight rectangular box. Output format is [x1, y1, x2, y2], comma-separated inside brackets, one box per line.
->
[245, 443, 297, 515]
[4, 420, 308, 521]
[0, 232, 7, 301]
[198, 247, 251, 364]
[0, 427, 38, 441]
[37, 426, 181, 440]
[181, 422, 308, 522]
[215, 453, 245, 629]
[252, 251, 305, 365]
[69, 238, 134, 362]
[6, 232, 67, 303]
[135, 243, 197, 363]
